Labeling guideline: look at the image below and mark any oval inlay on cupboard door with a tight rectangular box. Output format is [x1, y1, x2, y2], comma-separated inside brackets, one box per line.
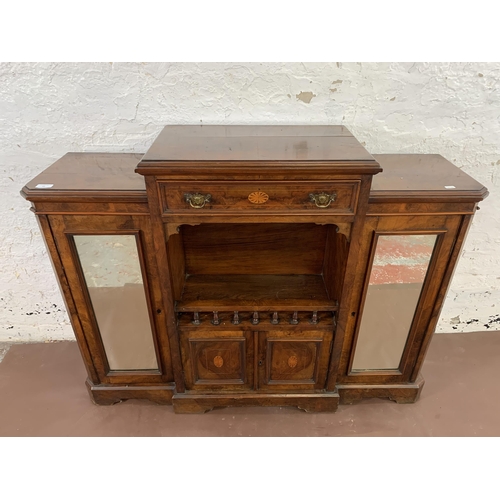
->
[213, 355, 224, 368]
[288, 355, 299, 368]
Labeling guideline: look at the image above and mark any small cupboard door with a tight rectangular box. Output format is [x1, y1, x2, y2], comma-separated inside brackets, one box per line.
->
[257, 330, 333, 391]
[179, 329, 254, 391]
[48, 214, 173, 385]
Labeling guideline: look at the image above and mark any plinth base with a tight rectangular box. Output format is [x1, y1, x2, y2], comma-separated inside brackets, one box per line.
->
[172, 392, 340, 414]
[337, 375, 425, 405]
[86, 379, 175, 406]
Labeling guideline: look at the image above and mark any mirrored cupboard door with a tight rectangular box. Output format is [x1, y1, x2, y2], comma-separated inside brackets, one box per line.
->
[47, 214, 174, 385]
[352, 233, 438, 372]
[342, 214, 463, 384]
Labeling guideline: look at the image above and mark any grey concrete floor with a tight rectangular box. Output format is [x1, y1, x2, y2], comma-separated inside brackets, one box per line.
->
[0, 332, 499, 436]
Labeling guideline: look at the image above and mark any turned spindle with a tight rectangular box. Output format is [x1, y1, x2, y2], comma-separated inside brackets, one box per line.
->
[290, 311, 299, 325]
[271, 311, 279, 324]
[310, 311, 318, 324]
[232, 311, 241, 325]
[252, 312, 259, 325]
[212, 311, 220, 325]
[192, 312, 201, 325]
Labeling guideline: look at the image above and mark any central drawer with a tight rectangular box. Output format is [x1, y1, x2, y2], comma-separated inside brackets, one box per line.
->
[158, 181, 360, 214]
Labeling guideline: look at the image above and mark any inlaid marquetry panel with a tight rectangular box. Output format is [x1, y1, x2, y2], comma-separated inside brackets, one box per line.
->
[258, 330, 334, 391]
[191, 339, 245, 382]
[179, 330, 254, 390]
[267, 340, 319, 383]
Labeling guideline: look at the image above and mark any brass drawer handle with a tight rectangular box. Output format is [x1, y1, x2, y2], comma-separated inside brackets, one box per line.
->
[184, 192, 211, 209]
[309, 192, 337, 208]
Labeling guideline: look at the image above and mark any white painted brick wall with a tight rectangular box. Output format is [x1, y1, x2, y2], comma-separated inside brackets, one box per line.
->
[1, 62, 499, 341]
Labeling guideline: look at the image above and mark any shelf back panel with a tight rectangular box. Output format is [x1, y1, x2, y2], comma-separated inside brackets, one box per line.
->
[181, 223, 328, 276]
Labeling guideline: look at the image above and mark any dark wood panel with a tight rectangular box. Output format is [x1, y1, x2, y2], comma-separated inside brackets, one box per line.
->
[323, 226, 349, 304]
[27, 201, 149, 214]
[167, 232, 186, 301]
[367, 201, 478, 215]
[183, 223, 328, 275]
[326, 176, 374, 391]
[144, 176, 186, 392]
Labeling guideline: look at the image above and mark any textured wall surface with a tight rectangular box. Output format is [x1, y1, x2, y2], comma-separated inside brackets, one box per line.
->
[1, 62, 499, 341]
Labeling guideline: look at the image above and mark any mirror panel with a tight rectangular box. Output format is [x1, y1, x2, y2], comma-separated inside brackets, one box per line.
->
[74, 234, 158, 371]
[352, 234, 437, 371]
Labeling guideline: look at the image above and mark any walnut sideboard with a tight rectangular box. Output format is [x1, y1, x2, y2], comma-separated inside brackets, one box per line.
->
[21, 125, 488, 413]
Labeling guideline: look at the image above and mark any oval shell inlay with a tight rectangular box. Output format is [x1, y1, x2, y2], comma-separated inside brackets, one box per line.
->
[213, 355, 224, 368]
[287, 355, 298, 368]
[248, 191, 269, 204]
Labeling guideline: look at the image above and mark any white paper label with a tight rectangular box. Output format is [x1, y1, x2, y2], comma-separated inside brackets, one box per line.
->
[444, 185, 456, 189]
[35, 184, 54, 189]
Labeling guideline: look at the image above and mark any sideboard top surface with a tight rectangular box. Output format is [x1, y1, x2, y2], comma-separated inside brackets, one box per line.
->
[371, 154, 488, 202]
[22, 153, 146, 199]
[137, 125, 379, 168]
[21, 153, 488, 203]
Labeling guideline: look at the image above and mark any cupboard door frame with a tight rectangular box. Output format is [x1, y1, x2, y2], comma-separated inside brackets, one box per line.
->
[257, 329, 334, 392]
[48, 214, 173, 385]
[338, 214, 462, 385]
[179, 328, 254, 392]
